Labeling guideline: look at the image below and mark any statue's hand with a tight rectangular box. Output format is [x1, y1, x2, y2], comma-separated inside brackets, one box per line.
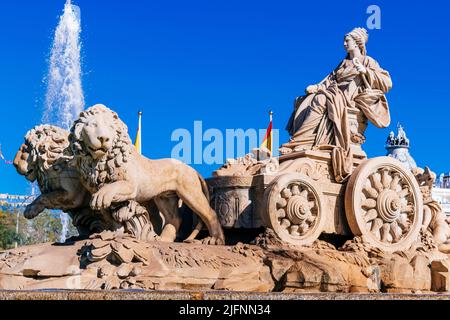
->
[356, 64, 367, 74]
[353, 58, 367, 74]
[305, 85, 319, 94]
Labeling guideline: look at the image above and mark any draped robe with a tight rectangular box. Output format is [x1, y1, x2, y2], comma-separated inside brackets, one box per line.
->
[284, 56, 392, 182]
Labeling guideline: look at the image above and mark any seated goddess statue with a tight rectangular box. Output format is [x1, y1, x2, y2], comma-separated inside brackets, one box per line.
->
[281, 28, 392, 182]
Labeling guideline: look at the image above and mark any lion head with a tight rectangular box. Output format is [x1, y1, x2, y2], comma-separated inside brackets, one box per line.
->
[69, 104, 134, 191]
[14, 125, 71, 188]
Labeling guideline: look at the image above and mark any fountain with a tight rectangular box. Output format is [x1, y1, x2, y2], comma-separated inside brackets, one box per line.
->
[42, 0, 84, 242]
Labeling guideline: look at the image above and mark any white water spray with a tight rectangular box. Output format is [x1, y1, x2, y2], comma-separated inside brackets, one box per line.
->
[43, 0, 84, 130]
[43, 0, 84, 243]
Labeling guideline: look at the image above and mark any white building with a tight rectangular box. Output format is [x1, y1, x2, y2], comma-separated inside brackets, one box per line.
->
[0, 194, 35, 208]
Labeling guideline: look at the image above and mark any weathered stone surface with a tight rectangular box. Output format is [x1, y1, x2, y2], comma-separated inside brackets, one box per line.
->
[380, 257, 415, 292]
[410, 255, 431, 291]
[0, 235, 449, 294]
[431, 260, 450, 292]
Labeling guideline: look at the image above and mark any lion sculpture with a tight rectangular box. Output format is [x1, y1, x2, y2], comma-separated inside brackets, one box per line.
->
[69, 104, 225, 245]
[13, 125, 110, 236]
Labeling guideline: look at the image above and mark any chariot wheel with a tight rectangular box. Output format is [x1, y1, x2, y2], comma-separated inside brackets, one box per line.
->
[264, 173, 326, 246]
[345, 157, 423, 252]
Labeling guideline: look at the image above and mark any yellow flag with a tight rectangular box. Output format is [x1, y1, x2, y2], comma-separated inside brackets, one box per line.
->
[134, 111, 142, 155]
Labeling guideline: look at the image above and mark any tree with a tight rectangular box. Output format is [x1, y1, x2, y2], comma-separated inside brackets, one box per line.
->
[0, 206, 79, 250]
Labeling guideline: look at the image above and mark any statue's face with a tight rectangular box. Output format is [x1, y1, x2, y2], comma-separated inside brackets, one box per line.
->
[344, 36, 358, 53]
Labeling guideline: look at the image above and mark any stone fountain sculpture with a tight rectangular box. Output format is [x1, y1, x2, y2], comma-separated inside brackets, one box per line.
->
[0, 28, 449, 294]
[13, 125, 110, 236]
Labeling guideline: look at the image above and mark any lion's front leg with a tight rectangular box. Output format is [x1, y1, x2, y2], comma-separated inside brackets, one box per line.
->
[24, 191, 69, 219]
[24, 198, 46, 219]
[91, 181, 138, 210]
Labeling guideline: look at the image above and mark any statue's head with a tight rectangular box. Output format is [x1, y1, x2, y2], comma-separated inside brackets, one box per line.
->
[13, 125, 71, 182]
[69, 104, 131, 161]
[345, 27, 368, 56]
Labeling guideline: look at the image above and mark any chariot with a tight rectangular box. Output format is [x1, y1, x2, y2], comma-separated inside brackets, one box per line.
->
[207, 109, 424, 252]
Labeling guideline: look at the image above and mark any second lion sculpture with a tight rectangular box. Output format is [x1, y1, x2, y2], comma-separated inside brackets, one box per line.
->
[69, 104, 225, 245]
[13, 125, 110, 236]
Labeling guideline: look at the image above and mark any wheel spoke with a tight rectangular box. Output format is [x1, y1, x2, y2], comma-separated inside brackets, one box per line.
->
[364, 209, 378, 222]
[306, 215, 316, 224]
[380, 223, 391, 242]
[401, 204, 414, 214]
[398, 187, 410, 198]
[280, 218, 291, 229]
[390, 174, 401, 191]
[276, 209, 286, 219]
[381, 169, 391, 189]
[291, 185, 300, 196]
[282, 188, 292, 199]
[390, 221, 402, 242]
[362, 198, 377, 210]
[289, 225, 300, 236]
[371, 218, 383, 234]
[397, 213, 410, 231]
[300, 190, 308, 199]
[298, 222, 308, 234]
[369, 174, 384, 193]
[363, 186, 378, 199]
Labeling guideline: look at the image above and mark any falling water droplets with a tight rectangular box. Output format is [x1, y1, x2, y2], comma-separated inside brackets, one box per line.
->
[43, 0, 84, 131]
[43, 1, 84, 243]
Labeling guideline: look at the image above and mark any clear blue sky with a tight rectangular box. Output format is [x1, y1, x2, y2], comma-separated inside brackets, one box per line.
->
[0, 0, 449, 194]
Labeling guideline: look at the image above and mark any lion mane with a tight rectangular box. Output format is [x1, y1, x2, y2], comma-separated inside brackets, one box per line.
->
[24, 125, 72, 192]
[69, 104, 134, 192]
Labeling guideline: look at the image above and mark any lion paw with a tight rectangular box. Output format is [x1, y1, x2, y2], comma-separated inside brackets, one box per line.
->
[199, 236, 225, 246]
[24, 204, 44, 219]
[91, 190, 114, 210]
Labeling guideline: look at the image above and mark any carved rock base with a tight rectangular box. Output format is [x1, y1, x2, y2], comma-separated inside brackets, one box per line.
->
[0, 232, 448, 293]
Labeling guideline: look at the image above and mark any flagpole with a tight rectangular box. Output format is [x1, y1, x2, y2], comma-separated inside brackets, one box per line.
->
[136, 111, 142, 155]
[269, 111, 273, 156]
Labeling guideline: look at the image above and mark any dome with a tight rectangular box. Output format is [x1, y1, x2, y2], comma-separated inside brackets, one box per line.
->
[385, 125, 417, 171]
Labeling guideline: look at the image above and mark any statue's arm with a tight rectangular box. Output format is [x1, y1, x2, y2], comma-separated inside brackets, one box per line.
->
[306, 70, 336, 94]
[364, 58, 392, 93]
[90, 180, 138, 210]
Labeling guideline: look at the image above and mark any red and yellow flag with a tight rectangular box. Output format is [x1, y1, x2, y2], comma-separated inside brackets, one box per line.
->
[260, 111, 273, 153]
[134, 111, 142, 155]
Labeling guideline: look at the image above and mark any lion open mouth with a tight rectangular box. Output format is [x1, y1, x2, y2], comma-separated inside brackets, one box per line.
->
[88, 146, 107, 153]
[88, 146, 108, 158]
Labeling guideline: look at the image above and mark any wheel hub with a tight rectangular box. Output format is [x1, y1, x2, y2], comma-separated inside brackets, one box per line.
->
[286, 195, 310, 225]
[377, 189, 401, 223]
